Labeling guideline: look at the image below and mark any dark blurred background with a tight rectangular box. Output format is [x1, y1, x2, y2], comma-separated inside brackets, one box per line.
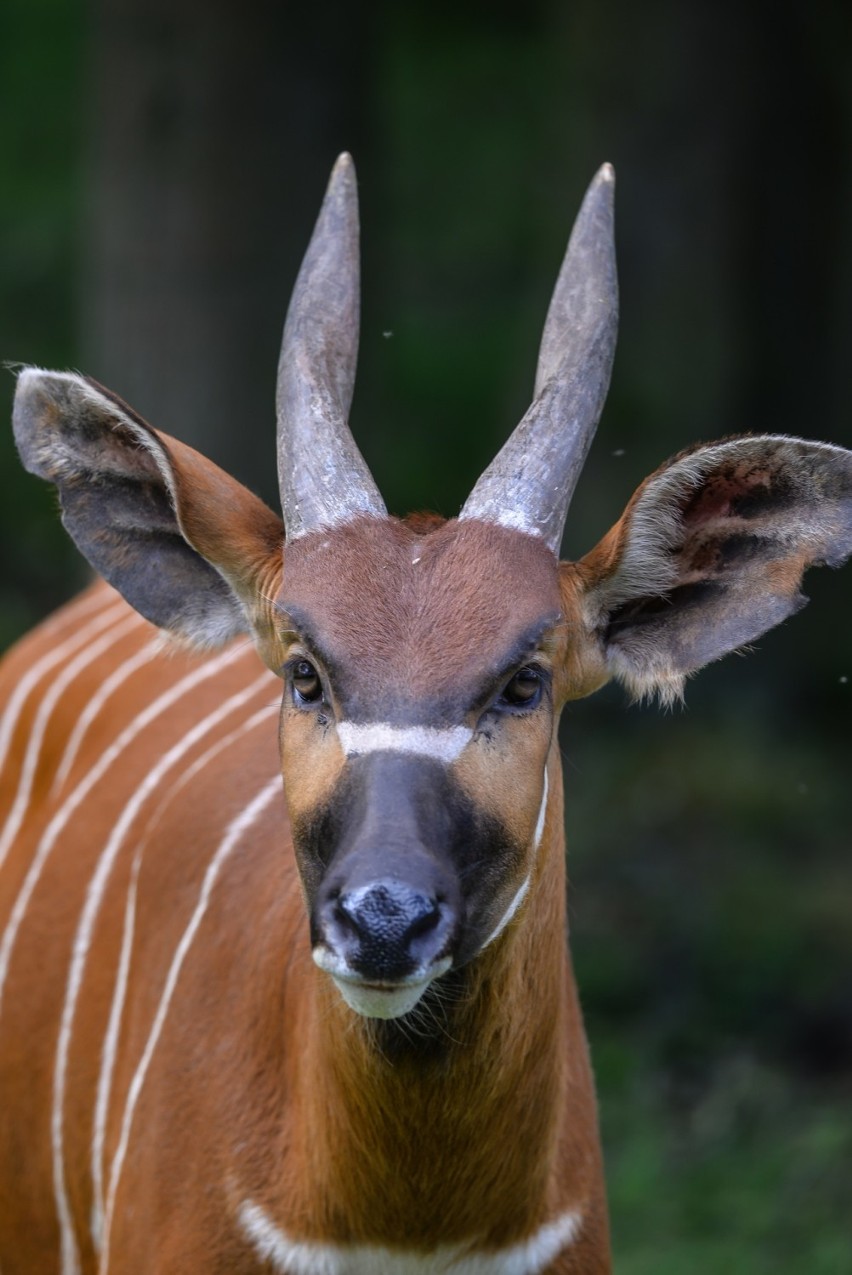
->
[1, 1, 850, 1268]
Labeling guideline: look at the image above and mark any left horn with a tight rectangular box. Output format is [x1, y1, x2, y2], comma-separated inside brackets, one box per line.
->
[460, 164, 618, 554]
[276, 153, 386, 540]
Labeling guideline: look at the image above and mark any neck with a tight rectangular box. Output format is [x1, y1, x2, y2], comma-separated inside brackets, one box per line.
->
[280, 754, 602, 1250]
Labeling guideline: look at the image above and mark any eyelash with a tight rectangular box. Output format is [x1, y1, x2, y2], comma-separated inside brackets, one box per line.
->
[285, 656, 324, 708]
[283, 654, 548, 721]
[496, 664, 547, 713]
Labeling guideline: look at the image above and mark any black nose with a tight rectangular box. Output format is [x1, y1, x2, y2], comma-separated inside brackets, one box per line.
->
[320, 880, 453, 981]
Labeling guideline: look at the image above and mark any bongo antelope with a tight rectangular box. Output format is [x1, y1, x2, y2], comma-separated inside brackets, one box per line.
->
[1, 155, 850, 1275]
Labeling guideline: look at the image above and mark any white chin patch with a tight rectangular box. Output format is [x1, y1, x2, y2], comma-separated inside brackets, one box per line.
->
[333, 976, 434, 1020]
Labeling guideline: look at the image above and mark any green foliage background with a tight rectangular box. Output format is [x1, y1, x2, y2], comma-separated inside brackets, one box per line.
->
[1, 1, 850, 1268]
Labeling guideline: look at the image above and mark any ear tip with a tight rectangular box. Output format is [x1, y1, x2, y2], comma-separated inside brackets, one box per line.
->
[15, 365, 46, 389]
[10, 368, 65, 475]
[14, 366, 60, 407]
[596, 162, 615, 184]
[13, 367, 87, 410]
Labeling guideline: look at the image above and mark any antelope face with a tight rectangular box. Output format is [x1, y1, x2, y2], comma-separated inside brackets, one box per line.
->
[276, 517, 564, 1019]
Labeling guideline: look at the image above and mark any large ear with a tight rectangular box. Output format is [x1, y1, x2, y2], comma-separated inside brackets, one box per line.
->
[13, 369, 284, 647]
[573, 435, 852, 704]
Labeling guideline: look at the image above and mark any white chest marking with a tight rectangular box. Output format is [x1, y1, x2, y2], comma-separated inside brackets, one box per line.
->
[337, 723, 472, 764]
[238, 1200, 581, 1275]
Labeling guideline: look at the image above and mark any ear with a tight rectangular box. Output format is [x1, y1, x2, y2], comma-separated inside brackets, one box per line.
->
[12, 369, 285, 647]
[573, 435, 852, 704]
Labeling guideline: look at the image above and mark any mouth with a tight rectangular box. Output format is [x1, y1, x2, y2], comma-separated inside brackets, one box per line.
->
[312, 947, 452, 1019]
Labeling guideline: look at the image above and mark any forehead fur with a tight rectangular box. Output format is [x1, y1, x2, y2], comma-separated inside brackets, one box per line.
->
[279, 516, 561, 719]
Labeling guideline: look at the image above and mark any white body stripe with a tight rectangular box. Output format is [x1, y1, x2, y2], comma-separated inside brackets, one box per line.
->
[90, 849, 141, 1247]
[0, 645, 249, 1020]
[51, 638, 161, 796]
[0, 595, 125, 784]
[0, 613, 142, 873]
[337, 723, 472, 763]
[100, 775, 282, 1272]
[89, 703, 277, 1246]
[238, 1199, 581, 1275]
[52, 673, 273, 1272]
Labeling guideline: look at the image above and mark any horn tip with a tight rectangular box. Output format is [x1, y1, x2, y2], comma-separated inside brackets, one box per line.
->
[317, 152, 359, 236]
[331, 152, 356, 183]
[325, 153, 358, 214]
[577, 163, 615, 228]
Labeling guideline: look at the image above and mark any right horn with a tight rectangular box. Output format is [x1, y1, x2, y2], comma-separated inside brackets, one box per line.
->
[459, 164, 618, 554]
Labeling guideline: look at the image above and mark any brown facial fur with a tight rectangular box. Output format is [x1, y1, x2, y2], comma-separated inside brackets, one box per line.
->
[275, 516, 577, 929]
[278, 516, 563, 719]
[274, 515, 580, 981]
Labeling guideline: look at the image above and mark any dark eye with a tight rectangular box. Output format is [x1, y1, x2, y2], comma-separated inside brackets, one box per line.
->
[292, 659, 322, 706]
[499, 665, 544, 711]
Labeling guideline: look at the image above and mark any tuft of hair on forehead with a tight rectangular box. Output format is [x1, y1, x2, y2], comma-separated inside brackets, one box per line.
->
[402, 511, 447, 535]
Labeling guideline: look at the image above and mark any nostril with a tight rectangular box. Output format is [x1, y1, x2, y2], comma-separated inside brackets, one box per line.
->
[406, 899, 441, 941]
[334, 894, 365, 938]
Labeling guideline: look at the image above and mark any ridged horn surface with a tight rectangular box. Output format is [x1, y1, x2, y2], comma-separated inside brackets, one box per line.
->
[276, 153, 386, 540]
[460, 164, 618, 554]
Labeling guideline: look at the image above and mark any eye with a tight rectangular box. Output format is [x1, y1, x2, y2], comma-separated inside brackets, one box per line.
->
[499, 665, 544, 711]
[291, 659, 322, 707]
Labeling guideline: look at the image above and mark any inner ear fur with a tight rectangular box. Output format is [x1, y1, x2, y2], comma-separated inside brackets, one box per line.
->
[572, 434, 852, 704]
[13, 368, 284, 647]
